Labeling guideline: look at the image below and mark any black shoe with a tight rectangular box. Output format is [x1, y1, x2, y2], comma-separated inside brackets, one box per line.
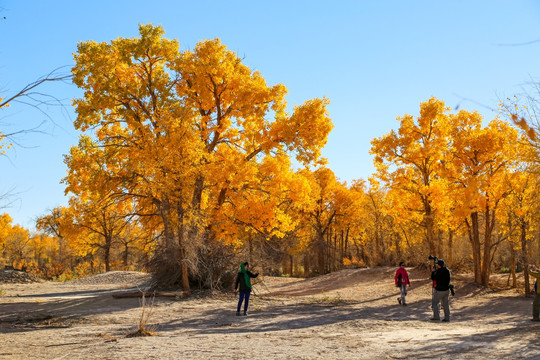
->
[531, 318, 540, 322]
[430, 318, 440, 321]
[243, 312, 248, 316]
[442, 319, 450, 322]
[402, 303, 407, 306]
[236, 312, 241, 316]
[397, 298, 402, 305]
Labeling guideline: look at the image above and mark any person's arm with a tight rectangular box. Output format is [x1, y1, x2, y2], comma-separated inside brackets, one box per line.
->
[528, 265, 540, 279]
[406, 270, 411, 285]
[248, 270, 259, 278]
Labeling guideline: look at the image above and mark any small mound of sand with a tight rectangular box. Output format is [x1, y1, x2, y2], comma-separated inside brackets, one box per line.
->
[68, 271, 152, 286]
[0, 269, 43, 284]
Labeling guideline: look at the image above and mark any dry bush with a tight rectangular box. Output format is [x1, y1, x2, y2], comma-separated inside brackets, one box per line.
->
[148, 242, 184, 289]
[127, 292, 157, 337]
[149, 231, 239, 290]
[189, 238, 236, 290]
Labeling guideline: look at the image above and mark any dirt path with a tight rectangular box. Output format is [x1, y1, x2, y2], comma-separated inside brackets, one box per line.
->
[1, 268, 539, 359]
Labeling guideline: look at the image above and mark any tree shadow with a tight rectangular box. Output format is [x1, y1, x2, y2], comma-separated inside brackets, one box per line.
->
[157, 294, 433, 335]
[155, 289, 535, 340]
[0, 290, 153, 332]
[401, 324, 540, 360]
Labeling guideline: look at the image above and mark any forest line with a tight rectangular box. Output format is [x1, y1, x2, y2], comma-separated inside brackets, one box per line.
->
[1, 25, 539, 296]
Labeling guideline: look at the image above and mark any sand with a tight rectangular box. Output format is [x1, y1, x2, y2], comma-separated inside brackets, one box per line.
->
[1, 267, 538, 359]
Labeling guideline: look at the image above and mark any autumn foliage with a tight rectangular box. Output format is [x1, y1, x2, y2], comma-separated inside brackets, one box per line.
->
[2, 26, 540, 294]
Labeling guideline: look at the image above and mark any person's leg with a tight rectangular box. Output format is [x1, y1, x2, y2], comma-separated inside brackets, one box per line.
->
[432, 290, 440, 320]
[440, 291, 450, 321]
[243, 290, 251, 314]
[401, 284, 408, 305]
[237, 291, 245, 314]
[533, 292, 540, 320]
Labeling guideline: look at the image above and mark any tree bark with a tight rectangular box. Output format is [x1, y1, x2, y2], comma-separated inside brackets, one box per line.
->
[520, 219, 531, 297]
[303, 253, 310, 277]
[317, 230, 325, 275]
[447, 230, 454, 266]
[481, 206, 496, 286]
[510, 243, 517, 288]
[468, 212, 482, 284]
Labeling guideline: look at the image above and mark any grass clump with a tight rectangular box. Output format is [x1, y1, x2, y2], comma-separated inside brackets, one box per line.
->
[127, 292, 157, 337]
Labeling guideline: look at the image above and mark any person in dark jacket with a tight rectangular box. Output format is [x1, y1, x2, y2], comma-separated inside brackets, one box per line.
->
[431, 259, 451, 322]
[233, 262, 259, 316]
[395, 261, 411, 305]
[527, 264, 540, 321]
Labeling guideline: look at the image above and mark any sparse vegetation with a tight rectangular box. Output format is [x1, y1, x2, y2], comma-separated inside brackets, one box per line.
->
[127, 292, 157, 337]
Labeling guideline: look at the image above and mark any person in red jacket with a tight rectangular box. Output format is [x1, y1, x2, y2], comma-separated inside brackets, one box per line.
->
[395, 261, 411, 305]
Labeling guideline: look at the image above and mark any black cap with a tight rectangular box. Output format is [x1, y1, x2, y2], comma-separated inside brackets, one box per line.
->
[437, 259, 445, 266]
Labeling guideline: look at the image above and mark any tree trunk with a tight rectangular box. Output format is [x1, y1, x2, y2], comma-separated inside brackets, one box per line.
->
[436, 229, 443, 260]
[317, 230, 325, 275]
[425, 211, 435, 255]
[344, 228, 350, 259]
[395, 233, 401, 262]
[180, 254, 190, 291]
[303, 253, 310, 277]
[290, 255, 294, 276]
[123, 242, 129, 269]
[481, 207, 495, 286]
[468, 212, 482, 284]
[246, 236, 253, 265]
[520, 219, 531, 297]
[510, 243, 517, 288]
[104, 235, 112, 272]
[447, 230, 454, 266]
[375, 226, 383, 265]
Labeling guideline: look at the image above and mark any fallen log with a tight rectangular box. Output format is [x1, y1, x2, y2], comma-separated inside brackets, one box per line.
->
[112, 291, 190, 298]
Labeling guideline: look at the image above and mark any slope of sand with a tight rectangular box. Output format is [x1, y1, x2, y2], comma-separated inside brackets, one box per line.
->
[0, 267, 538, 359]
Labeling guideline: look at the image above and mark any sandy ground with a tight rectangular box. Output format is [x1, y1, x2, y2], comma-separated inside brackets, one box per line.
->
[1, 267, 539, 360]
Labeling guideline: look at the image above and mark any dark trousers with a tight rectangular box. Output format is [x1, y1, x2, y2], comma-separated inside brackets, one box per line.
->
[237, 290, 251, 313]
[533, 292, 540, 320]
[432, 289, 450, 320]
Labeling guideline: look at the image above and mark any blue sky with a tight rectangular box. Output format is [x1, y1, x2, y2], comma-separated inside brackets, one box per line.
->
[1, 0, 540, 229]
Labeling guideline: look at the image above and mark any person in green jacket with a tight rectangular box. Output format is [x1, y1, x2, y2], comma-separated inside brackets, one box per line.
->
[233, 262, 259, 316]
[528, 264, 540, 322]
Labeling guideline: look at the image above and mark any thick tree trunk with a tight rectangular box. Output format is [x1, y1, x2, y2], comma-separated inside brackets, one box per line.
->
[510, 244, 517, 288]
[436, 230, 443, 260]
[480, 207, 496, 286]
[448, 230, 454, 266]
[520, 219, 531, 297]
[468, 212, 482, 284]
[317, 231, 325, 275]
[375, 229, 383, 265]
[123, 242, 129, 269]
[104, 235, 112, 272]
[290, 255, 294, 276]
[248, 238, 253, 265]
[303, 253, 310, 277]
[424, 208, 435, 255]
[180, 248, 190, 292]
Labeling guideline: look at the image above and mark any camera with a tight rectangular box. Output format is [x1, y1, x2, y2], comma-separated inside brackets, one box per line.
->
[428, 255, 438, 271]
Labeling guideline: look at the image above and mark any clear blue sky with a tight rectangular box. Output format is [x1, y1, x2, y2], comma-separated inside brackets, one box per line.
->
[1, 0, 539, 229]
